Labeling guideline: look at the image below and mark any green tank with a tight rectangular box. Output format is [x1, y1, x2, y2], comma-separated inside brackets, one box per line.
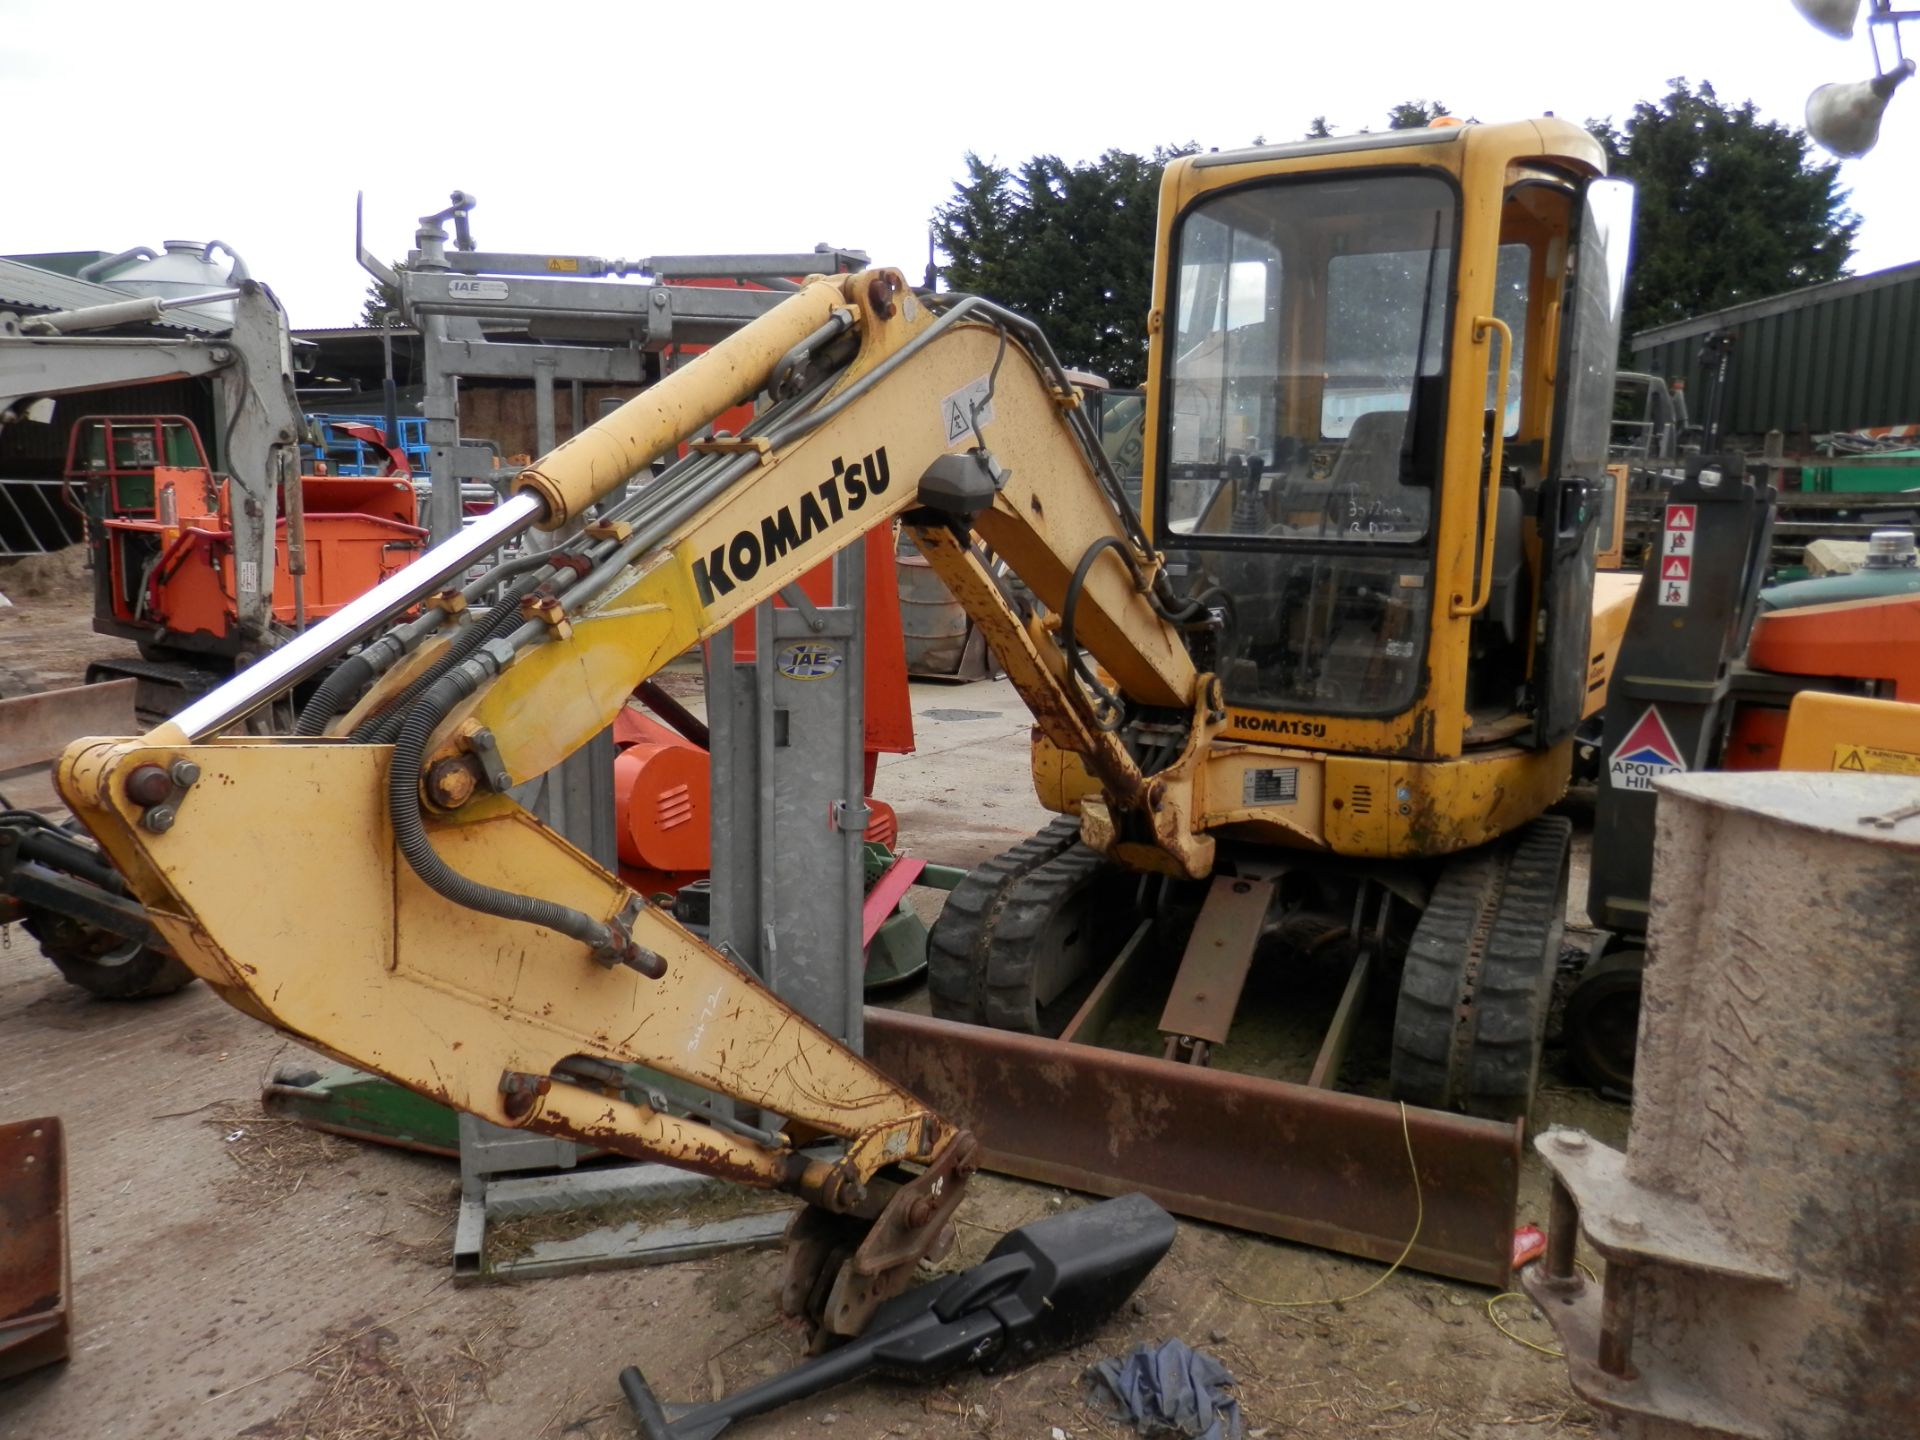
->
[1761, 530, 1920, 611]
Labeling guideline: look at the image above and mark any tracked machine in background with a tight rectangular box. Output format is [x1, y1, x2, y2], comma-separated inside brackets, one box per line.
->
[66, 412, 424, 721]
[0, 276, 417, 998]
[57, 118, 1639, 1328]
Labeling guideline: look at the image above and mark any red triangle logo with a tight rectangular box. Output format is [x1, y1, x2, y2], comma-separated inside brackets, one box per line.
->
[1613, 707, 1686, 770]
[1666, 505, 1696, 530]
[1663, 556, 1691, 580]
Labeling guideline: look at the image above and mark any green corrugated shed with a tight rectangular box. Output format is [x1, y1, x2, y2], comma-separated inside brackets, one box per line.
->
[1629, 260, 1920, 439]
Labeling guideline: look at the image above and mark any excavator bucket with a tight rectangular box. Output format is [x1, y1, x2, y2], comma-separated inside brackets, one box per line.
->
[620, 1193, 1177, 1439]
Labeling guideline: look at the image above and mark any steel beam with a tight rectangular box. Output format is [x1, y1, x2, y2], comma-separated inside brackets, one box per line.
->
[1158, 874, 1272, 1049]
[430, 339, 648, 385]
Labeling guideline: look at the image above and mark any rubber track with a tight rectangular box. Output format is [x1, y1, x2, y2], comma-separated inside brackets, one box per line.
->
[982, 844, 1113, 1033]
[1390, 816, 1572, 1120]
[926, 816, 1083, 1024]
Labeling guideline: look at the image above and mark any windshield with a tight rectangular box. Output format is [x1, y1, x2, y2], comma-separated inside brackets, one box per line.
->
[1164, 173, 1459, 545]
[1157, 172, 1461, 717]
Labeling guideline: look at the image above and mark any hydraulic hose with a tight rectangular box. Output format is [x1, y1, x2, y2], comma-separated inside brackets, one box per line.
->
[294, 652, 375, 735]
[1060, 536, 1146, 733]
[6, 819, 127, 893]
[296, 547, 583, 736]
[386, 656, 660, 974]
[350, 572, 551, 745]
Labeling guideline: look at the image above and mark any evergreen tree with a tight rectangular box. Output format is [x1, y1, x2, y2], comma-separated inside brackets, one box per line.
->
[1587, 78, 1858, 336]
[359, 263, 404, 327]
[1386, 100, 1452, 130]
[931, 146, 1197, 386]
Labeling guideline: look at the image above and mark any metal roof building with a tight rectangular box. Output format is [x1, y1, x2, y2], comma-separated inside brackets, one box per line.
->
[0, 257, 228, 333]
[1629, 260, 1920, 440]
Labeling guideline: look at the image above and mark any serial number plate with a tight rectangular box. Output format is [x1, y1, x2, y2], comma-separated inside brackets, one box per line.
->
[1243, 767, 1299, 806]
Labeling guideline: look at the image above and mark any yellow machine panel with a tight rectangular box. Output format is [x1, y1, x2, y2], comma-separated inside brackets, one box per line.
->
[1779, 691, 1920, 775]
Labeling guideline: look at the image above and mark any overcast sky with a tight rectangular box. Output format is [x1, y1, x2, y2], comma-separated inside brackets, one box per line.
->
[4, 0, 1913, 328]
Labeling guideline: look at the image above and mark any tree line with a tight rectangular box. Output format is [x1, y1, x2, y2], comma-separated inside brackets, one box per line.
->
[931, 81, 1860, 387]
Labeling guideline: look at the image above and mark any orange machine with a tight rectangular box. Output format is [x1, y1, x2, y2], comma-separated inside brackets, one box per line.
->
[68, 415, 425, 662]
[611, 524, 914, 896]
[1722, 576, 1920, 770]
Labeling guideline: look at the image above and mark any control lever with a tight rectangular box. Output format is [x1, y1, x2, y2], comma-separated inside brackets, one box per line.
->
[618, 1192, 1175, 1440]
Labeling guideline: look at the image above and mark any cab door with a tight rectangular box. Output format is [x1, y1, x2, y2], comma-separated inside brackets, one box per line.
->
[1533, 178, 1635, 747]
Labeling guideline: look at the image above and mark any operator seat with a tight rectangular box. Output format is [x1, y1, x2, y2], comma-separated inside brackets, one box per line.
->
[1325, 408, 1431, 537]
[1327, 408, 1406, 493]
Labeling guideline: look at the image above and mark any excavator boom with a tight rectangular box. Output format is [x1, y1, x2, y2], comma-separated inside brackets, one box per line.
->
[56, 267, 1214, 1339]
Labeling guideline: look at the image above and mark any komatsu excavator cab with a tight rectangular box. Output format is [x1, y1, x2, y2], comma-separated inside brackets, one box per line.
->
[1003, 120, 1637, 1117]
[1145, 119, 1633, 776]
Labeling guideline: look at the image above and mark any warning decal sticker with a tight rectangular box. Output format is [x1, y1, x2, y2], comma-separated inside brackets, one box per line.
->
[940, 377, 996, 448]
[1658, 506, 1695, 606]
[1242, 767, 1300, 806]
[1609, 707, 1687, 791]
[1833, 743, 1920, 776]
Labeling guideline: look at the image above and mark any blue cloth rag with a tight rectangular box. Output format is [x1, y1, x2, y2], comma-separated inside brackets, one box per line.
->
[1085, 1337, 1243, 1440]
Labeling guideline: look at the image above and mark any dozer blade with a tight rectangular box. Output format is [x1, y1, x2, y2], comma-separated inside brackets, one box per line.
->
[865, 1009, 1522, 1289]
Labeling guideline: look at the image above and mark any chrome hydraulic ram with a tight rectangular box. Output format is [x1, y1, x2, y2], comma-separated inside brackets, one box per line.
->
[161, 275, 855, 742]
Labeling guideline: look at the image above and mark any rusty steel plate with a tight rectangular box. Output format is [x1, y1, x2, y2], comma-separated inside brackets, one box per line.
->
[0, 680, 138, 777]
[0, 1116, 70, 1380]
[0, 680, 138, 815]
[1157, 875, 1272, 1046]
[864, 1009, 1521, 1288]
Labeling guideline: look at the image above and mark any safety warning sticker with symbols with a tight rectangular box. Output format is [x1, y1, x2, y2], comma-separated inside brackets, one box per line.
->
[1610, 706, 1687, 791]
[1658, 506, 1695, 606]
[941, 377, 996, 448]
[1833, 743, 1920, 776]
[1658, 554, 1691, 607]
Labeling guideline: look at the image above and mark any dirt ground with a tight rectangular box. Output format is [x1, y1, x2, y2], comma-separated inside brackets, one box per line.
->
[0, 550, 139, 697]
[0, 558, 1629, 1440]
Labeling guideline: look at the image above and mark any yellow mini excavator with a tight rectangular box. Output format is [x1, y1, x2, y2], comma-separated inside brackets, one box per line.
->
[58, 118, 1636, 1336]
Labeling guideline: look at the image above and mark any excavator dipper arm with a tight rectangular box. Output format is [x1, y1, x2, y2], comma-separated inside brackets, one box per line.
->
[56, 269, 1212, 1339]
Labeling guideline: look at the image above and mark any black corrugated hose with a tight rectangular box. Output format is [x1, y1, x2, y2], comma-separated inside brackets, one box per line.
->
[350, 574, 554, 744]
[296, 571, 555, 739]
[351, 602, 523, 746]
[386, 656, 628, 961]
[294, 652, 375, 735]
